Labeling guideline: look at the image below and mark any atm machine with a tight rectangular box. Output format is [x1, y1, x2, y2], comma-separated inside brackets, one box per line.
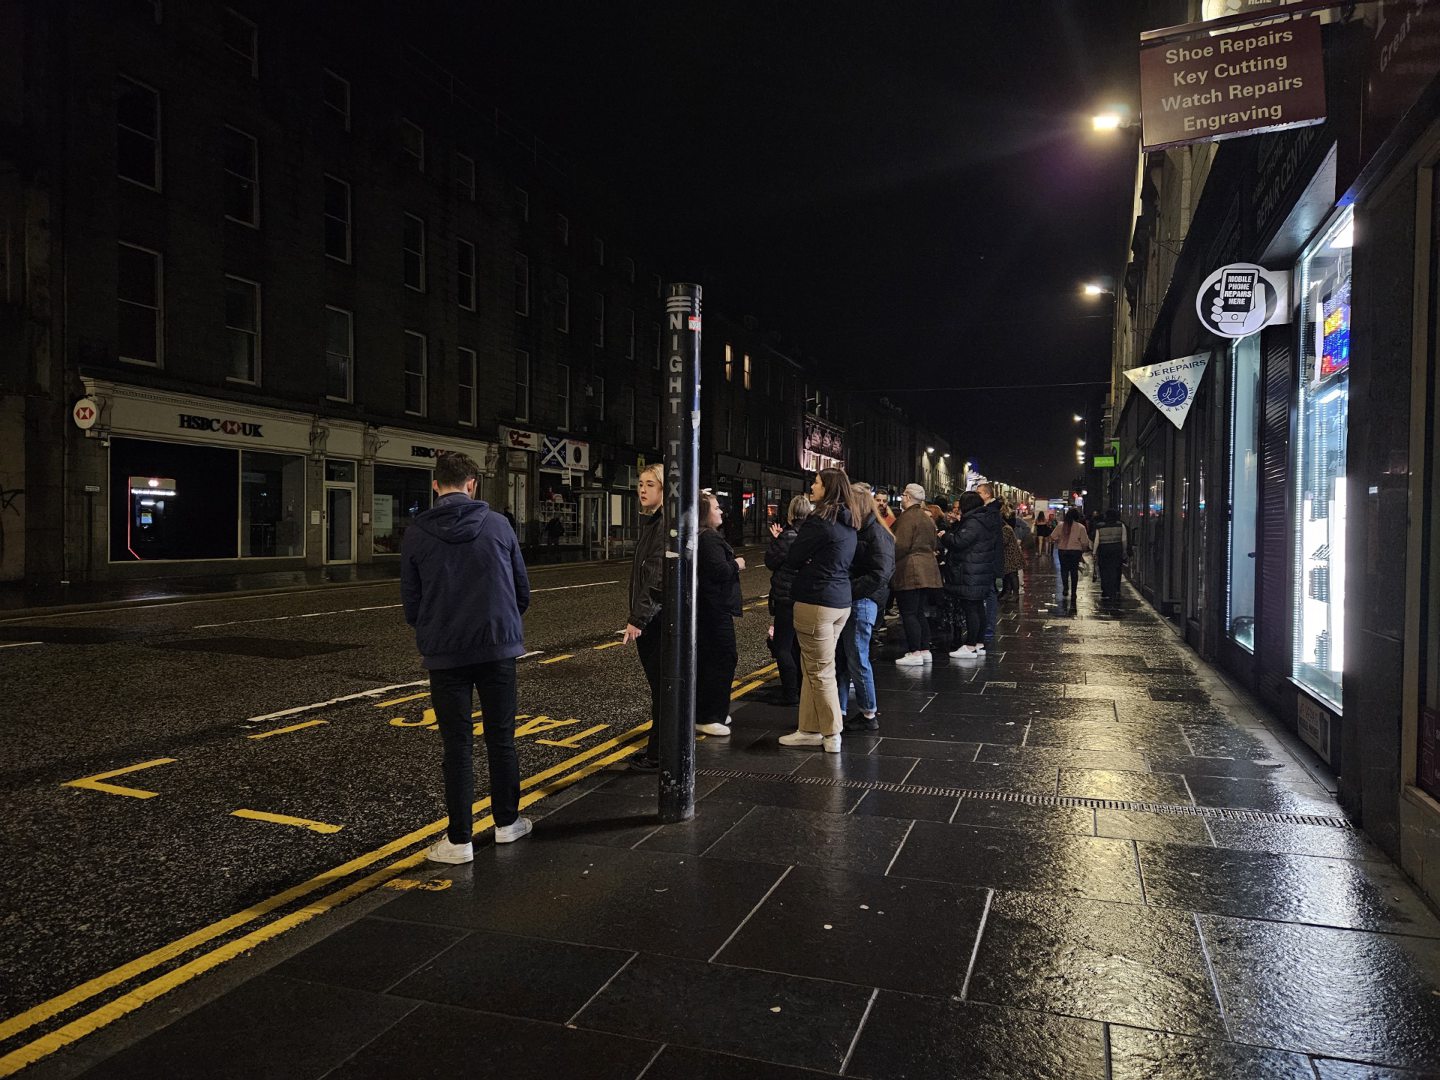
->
[127, 475, 177, 559]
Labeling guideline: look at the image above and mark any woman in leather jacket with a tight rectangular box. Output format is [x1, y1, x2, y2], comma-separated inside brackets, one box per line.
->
[623, 463, 667, 771]
[696, 491, 744, 737]
[765, 495, 812, 706]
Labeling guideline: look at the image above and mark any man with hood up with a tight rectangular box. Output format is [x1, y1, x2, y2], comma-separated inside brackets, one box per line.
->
[402, 451, 532, 863]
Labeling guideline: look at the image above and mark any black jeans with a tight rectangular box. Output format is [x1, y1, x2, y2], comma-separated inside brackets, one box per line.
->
[636, 621, 665, 760]
[430, 658, 520, 843]
[772, 604, 802, 698]
[959, 596, 985, 647]
[697, 615, 738, 724]
[1098, 543, 1124, 598]
[1059, 550, 1083, 600]
[897, 589, 930, 652]
[1001, 572, 1019, 596]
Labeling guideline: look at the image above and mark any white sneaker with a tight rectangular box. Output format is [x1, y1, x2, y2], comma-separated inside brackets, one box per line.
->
[494, 817, 533, 844]
[426, 836, 474, 864]
[696, 722, 731, 737]
[976, 642, 987, 652]
[949, 645, 978, 658]
[822, 735, 842, 754]
[778, 730, 824, 747]
[895, 652, 925, 668]
[921, 651, 933, 664]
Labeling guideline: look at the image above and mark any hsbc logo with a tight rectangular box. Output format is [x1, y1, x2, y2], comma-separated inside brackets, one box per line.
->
[178, 413, 265, 438]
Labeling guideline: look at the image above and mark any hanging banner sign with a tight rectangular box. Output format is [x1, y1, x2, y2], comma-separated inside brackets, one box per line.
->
[1196, 262, 1290, 337]
[1139, 17, 1327, 152]
[1124, 353, 1210, 429]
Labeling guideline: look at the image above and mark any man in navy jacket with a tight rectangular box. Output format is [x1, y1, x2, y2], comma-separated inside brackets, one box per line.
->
[402, 451, 532, 862]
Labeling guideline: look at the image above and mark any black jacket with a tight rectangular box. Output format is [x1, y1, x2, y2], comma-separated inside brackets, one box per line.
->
[943, 506, 1001, 601]
[698, 528, 743, 623]
[401, 494, 530, 669]
[850, 512, 896, 605]
[784, 507, 858, 609]
[766, 525, 800, 611]
[628, 509, 666, 629]
[980, 501, 1007, 575]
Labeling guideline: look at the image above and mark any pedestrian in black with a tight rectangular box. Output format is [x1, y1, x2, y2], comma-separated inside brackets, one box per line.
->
[697, 490, 744, 737]
[545, 514, 564, 549]
[766, 494, 812, 706]
[944, 490, 1000, 659]
[402, 451, 532, 863]
[1092, 508, 1128, 601]
[623, 463, 667, 771]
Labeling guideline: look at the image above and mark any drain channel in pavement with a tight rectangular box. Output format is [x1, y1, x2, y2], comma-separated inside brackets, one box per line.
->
[694, 767, 1353, 829]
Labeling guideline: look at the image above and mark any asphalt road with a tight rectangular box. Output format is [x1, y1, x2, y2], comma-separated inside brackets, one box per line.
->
[0, 555, 776, 1049]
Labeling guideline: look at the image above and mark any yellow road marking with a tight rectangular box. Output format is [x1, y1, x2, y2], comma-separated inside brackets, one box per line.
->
[246, 720, 327, 740]
[592, 641, 624, 650]
[373, 691, 431, 708]
[539, 654, 573, 664]
[383, 878, 452, 892]
[537, 723, 609, 748]
[0, 721, 652, 1054]
[0, 730, 650, 1077]
[231, 810, 343, 835]
[731, 679, 768, 699]
[62, 759, 176, 801]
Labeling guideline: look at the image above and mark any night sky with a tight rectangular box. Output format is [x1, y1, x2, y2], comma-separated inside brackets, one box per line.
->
[443, 1, 1143, 494]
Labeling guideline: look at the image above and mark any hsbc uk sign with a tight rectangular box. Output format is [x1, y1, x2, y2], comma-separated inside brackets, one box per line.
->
[178, 413, 265, 438]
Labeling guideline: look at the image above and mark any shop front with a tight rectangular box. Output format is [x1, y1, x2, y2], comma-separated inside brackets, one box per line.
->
[369, 427, 500, 559]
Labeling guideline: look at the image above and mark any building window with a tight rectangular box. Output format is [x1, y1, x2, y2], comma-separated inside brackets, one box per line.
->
[515, 349, 530, 420]
[594, 236, 604, 265]
[224, 275, 260, 384]
[109, 438, 238, 561]
[323, 174, 350, 262]
[116, 76, 160, 190]
[743, 353, 752, 390]
[653, 322, 661, 370]
[457, 238, 476, 310]
[221, 126, 259, 226]
[557, 362, 570, 430]
[625, 309, 635, 359]
[399, 118, 424, 172]
[117, 242, 162, 365]
[626, 387, 636, 446]
[324, 305, 352, 402]
[556, 213, 569, 247]
[402, 213, 426, 292]
[372, 465, 433, 555]
[593, 293, 605, 347]
[322, 69, 349, 130]
[725, 343, 733, 381]
[241, 451, 305, 557]
[515, 186, 529, 221]
[623, 256, 635, 284]
[1293, 207, 1353, 708]
[222, 8, 257, 76]
[458, 346, 477, 426]
[594, 375, 606, 421]
[555, 273, 569, 333]
[403, 330, 427, 416]
[455, 153, 475, 202]
[513, 252, 529, 315]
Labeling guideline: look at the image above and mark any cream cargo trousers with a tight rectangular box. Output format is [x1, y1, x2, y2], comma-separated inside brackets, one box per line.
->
[792, 601, 851, 736]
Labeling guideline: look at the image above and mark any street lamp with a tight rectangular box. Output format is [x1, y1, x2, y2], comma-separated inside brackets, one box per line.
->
[1077, 439, 1086, 447]
[925, 446, 935, 453]
[1073, 414, 1083, 423]
[1092, 113, 1123, 132]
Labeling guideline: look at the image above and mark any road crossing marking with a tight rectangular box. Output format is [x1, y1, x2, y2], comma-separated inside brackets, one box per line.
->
[242, 682, 427, 727]
[246, 720, 327, 740]
[539, 654, 574, 664]
[231, 809, 343, 835]
[62, 759, 177, 800]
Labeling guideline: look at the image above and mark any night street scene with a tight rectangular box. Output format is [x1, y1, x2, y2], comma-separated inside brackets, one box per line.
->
[4, 0, 1440, 1077]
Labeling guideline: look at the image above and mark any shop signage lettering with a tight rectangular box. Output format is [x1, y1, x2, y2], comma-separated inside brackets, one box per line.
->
[177, 413, 264, 438]
[499, 426, 541, 452]
[1139, 18, 1326, 151]
[1196, 262, 1290, 338]
[1124, 354, 1211, 430]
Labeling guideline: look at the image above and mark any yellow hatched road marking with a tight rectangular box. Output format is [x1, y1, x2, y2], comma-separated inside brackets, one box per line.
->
[537, 723, 609, 748]
[231, 810, 343, 835]
[61, 759, 176, 801]
[538, 654, 573, 664]
[246, 720, 327, 740]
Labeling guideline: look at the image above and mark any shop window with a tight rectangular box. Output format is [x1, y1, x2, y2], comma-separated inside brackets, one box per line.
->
[1293, 207, 1353, 707]
[373, 464, 432, 554]
[241, 451, 304, 557]
[1228, 336, 1261, 650]
[110, 438, 237, 561]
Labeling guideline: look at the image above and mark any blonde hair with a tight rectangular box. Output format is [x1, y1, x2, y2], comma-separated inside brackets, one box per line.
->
[699, 489, 718, 527]
[640, 462, 664, 488]
[786, 494, 812, 524]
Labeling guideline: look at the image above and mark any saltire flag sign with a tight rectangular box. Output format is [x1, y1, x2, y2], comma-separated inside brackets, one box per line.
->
[1124, 353, 1210, 429]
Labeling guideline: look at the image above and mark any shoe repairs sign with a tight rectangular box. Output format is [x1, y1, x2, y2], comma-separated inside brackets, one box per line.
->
[1124, 353, 1210, 430]
[1139, 16, 1326, 152]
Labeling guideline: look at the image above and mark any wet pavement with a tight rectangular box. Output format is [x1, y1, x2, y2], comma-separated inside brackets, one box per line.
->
[7, 554, 1440, 1078]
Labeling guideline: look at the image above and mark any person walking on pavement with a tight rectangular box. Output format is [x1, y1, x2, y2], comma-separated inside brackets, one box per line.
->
[840, 483, 895, 734]
[623, 463, 667, 771]
[402, 452, 532, 862]
[976, 483, 1004, 645]
[766, 495, 812, 707]
[545, 513, 564, 549]
[943, 490, 1000, 659]
[696, 490, 743, 737]
[999, 507, 1023, 599]
[1092, 508, 1128, 601]
[891, 483, 942, 667]
[1055, 507, 1092, 610]
[778, 468, 865, 753]
[1034, 509, 1053, 557]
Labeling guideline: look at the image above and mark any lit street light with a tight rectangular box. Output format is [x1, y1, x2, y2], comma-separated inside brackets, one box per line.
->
[1073, 414, 1083, 423]
[1083, 283, 1105, 296]
[1092, 113, 1123, 132]
[1077, 439, 1086, 447]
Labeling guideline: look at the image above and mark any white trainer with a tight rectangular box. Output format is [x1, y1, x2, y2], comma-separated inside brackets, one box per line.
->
[426, 836, 474, 864]
[696, 722, 731, 737]
[494, 817, 533, 844]
[822, 735, 842, 754]
[949, 645, 978, 658]
[895, 652, 926, 668]
[921, 650, 933, 664]
[778, 730, 824, 747]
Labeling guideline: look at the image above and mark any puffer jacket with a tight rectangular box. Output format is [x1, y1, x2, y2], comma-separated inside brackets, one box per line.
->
[628, 509, 666, 629]
[766, 524, 800, 612]
[785, 506, 858, 609]
[943, 507, 1001, 600]
[850, 511, 896, 605]
[978, 500, 1006, 575]
[891, 505, 941, 591]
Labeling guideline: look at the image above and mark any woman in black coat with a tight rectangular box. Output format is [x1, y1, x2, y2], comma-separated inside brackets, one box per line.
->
[942, 490, 999, 658]
[696, 490, 744, 737]
[765, 494, 812, 706]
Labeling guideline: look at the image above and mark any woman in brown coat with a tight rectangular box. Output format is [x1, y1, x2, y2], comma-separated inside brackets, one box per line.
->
[891, 483, 942, 667]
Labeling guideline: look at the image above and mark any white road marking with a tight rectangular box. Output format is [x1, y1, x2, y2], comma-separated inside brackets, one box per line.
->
[194, 603, 403, 629]
[530, 580, 619, 593]
[241, 681, 428, 726]
[0, 641, 42, 649]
